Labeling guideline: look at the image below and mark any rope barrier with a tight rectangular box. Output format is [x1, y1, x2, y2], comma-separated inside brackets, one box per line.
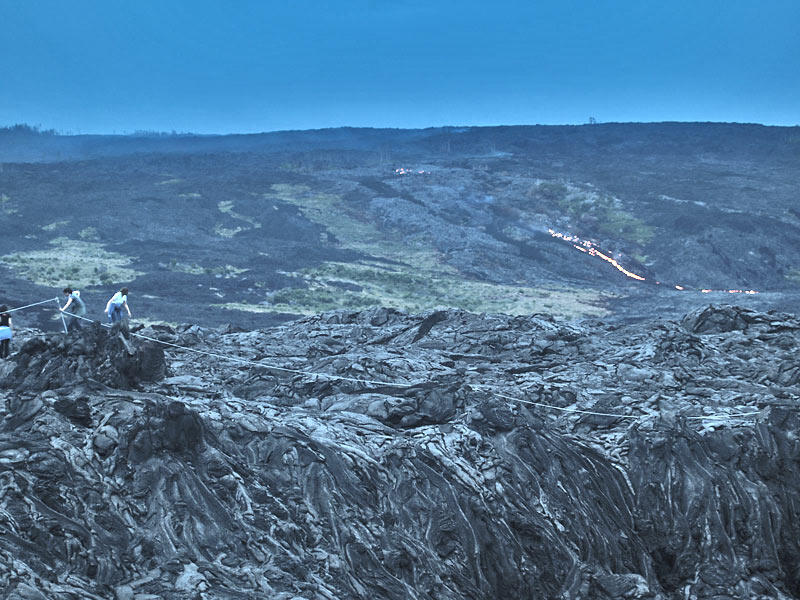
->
[685, 411, 761, 420]
[478, 387, 761, 422]
[476, 387, 640, 419]
[0, 296, 777, 424]
[2, 297, 62, 314]
[67, 311, 416, 387]
[131, 329, 417, 387]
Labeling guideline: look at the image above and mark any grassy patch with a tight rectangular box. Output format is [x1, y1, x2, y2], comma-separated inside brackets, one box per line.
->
[259, 183, 609, 318]
[166, 260, 248, 278]
[226, 261, 609, 318]
[214, 224, 243, 238]
[214, 200, 261, 238]
[267, 184, 379, 251]
[596, 207, 655, 245]
[214, 302, 293, 316]
[218, 200, 260, 228]
[266, 184, 445, 269]
[42, 220, 70, 231]
[531, 181, 655, 246]
[0, 194, 18, 216]
[179, 192, 202, 199]
[157, 178, 184, 186]
[0, 237, 143, 287]
[79, 227, 100, 241]
[787, 268, 800, 284]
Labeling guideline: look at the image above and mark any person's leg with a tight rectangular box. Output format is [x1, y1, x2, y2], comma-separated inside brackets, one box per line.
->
[1, 339, 8, 358]
[66, 313, 80, 332]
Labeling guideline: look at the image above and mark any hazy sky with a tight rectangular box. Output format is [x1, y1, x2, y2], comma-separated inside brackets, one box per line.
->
[1, 1, 798, 133]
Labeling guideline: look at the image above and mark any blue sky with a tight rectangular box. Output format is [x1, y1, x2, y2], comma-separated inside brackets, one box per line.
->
[0, 0, 798, 133]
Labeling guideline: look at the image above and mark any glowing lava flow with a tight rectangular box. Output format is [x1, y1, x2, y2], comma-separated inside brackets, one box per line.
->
[548, 229, 758, 294]
[549, 229, 646, 281]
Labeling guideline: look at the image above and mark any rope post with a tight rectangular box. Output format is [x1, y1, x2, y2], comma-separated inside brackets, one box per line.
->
[55, 297, 68, 334]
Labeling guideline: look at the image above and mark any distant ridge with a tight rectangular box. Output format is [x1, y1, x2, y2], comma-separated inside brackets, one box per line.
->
[1, 122, 798, 164]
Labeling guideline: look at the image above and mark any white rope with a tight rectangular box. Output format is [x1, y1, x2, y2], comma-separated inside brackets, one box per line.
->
[2, 297, 61, 313]
[685, 411, 761, 420]
[473, 386, 761, 423]
[68, 311, 415, 387]
[476, 386, 639, 419]
[131, 329, 416, 387]
[0, 296, 775, 422]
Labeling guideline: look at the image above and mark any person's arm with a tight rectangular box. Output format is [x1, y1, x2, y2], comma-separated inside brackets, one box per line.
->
[124, 301, 132, 317]
[61, 297, 73, 311]
[8, 317, 11, 330]
[105, 298, 112, 313]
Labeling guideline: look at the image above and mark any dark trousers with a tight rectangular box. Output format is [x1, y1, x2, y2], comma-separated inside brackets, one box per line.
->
[0, 339, 8, 358]
[66, 314, 83, 332]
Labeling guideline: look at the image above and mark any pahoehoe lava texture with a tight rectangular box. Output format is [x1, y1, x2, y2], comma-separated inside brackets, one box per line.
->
[1, 306, 799, 599]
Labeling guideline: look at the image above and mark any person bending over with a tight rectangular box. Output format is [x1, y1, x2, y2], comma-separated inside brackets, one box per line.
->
[60, 287, 87, 330]
[105, 287, 131, 323]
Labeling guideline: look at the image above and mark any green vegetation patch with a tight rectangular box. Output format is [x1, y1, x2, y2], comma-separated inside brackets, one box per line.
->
[0, 194, 18, 216]
[0, 237, 143, 287]
[256, 183, 609, 318]
[79, 227, 100, 241]
[214, 224, 244, 238]
[222, 261, 609, 318]
[218, 200, 260, 227]
[787, 268, 800, 284]
[166, 260, 248, 278]
[42, 220, 70, 231]
[596, 206, 655, 246]
[214, 200, 261, 238]
[267, 184, 383, 252]
[530, 181, 655, 246]
[266, 184, 444, 269]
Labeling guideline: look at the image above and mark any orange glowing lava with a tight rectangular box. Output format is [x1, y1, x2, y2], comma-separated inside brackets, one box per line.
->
[549, 229, 646, 281]
[548, 228, 759, 294]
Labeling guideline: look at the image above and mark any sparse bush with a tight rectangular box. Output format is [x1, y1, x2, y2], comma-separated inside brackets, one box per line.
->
[78, 227, 99, 240]
[535, 181, 569, 201]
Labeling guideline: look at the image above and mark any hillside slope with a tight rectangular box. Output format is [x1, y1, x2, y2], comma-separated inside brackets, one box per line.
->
[1, 123, 798, 329]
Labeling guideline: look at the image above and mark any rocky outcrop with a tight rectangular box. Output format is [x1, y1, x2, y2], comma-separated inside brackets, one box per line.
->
[1, 306, 799, 599]
[2, 322, 166, 392]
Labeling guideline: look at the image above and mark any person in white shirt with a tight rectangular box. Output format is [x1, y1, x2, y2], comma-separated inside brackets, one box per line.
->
[105, 287, 132, 323]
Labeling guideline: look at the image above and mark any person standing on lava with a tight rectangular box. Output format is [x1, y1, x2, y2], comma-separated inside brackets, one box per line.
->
[0, 305, 12, 358]
[105, 287, 132, 323]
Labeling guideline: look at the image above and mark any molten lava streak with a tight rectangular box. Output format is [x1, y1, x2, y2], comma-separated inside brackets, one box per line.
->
[549, 229, 646, 281]
[548, 228, 758, 294]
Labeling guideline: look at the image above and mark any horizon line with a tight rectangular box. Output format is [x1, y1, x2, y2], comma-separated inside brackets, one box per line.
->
[3, 119, 799, 138]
